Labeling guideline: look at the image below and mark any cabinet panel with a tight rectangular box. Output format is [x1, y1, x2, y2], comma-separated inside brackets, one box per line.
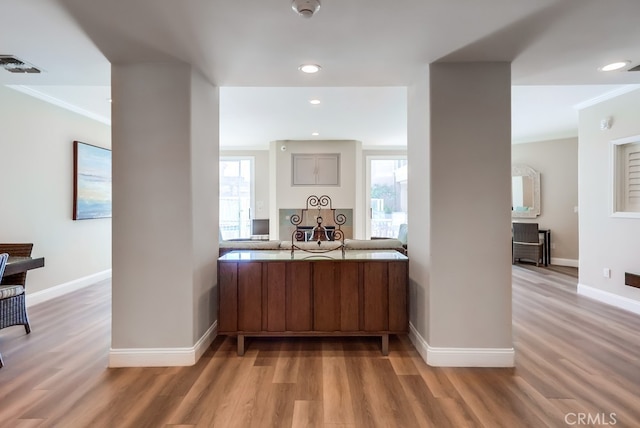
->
[316, 155, 339, 185]
[238, 262, 262, 332]
[292, 155, 317, 185]
[313, 262, 340, 331]
[218, 262, 238, 332]
[363, 262, 389, 331]
[340, 262, 360, 331]
[388, 262, 408, 331]
[286, 262, 313, 331]
[267, 263, 286, 331]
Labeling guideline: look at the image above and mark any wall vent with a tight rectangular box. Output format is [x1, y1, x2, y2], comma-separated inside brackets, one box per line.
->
[625, 272, 640, 289]
[0, 55, 41, 73]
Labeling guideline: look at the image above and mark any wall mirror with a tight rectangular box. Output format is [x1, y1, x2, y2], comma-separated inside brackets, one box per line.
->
[512, 164, 540, 218]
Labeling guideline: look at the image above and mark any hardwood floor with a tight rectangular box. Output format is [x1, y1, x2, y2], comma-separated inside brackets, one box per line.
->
[1, 265, 639, 427]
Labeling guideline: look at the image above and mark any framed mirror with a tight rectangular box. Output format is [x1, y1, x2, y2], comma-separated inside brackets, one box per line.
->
[512, 164, 540, 218]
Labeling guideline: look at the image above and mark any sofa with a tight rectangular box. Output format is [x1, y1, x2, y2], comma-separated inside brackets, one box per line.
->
[218, 238, 406, 257]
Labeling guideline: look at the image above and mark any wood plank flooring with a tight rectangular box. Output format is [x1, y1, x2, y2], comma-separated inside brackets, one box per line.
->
[1, 265, 639, 427]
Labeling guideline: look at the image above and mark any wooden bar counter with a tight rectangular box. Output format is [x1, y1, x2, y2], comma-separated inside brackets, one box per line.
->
[218, 249, 408, 355]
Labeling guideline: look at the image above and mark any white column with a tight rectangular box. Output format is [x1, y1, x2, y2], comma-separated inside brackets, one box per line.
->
[409, 62, 513, 367]
[110, 63, 219, 366]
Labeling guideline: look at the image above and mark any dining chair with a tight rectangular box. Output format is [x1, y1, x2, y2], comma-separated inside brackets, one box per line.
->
[0, 245, 34, 369]
[512, 223, 544, 266]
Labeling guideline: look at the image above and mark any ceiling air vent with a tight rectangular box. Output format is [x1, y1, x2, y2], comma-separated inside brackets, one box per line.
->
[628, 64, 640, 72]
[0, 55, 41, 73]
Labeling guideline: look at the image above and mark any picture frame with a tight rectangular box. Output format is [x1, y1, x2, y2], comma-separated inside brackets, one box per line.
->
[73, 140, 112, 220]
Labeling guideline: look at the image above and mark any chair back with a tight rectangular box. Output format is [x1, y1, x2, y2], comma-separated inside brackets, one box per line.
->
[513, 223, 539, 244]
[0, 253, 8, 281]
[397, 224, 408, 246]
[0, 244, 33, 286]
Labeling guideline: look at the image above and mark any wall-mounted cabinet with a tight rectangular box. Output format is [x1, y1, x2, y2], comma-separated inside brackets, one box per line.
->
[292, 153, 340, 186]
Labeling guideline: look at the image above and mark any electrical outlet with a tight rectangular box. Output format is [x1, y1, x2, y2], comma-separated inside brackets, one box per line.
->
[603, 268, 611, 278]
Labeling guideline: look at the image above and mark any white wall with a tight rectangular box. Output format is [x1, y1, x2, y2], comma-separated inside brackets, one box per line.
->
[111, 63, 219, 356]
[190, 72, 220, 342]
[512, 138, 579, 265]
[578, 88, 640, 308]
[270, 140, 363, 237]
[428, 63, 512, 352]
[407, 67, 431, 344]
[0, 85, 112, 295]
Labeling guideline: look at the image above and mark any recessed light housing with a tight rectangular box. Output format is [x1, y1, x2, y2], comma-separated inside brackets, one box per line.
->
[599, 61, 630, 72]
[309, 99, 321, 105]
[292, 0, 321, 18]
[299, 64, 321, 74]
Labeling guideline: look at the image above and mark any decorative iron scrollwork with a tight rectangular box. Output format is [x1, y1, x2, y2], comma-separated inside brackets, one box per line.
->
[290, 195, 346, 257]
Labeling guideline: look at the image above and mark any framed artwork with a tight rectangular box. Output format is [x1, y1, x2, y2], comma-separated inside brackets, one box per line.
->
[73, 140, 112, 220]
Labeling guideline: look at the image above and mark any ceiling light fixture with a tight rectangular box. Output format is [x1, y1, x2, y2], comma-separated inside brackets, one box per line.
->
[599, 61, 630, 72]
[299, 64, 321, 74]
[292, 0, 320, 18]
[309, 99, 321, 105]
[311, 132, 319, 136]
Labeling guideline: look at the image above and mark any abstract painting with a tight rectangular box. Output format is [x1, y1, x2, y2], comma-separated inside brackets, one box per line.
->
[73, 141, 112, 220]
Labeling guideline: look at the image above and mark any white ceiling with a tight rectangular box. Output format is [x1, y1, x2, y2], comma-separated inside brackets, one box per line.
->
[2, 0, 640, 148]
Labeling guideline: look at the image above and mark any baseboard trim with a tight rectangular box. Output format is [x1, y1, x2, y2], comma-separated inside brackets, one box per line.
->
[408, 322, 514, 367]
[26, 269, 112, 307]
[577, 283, 640, 316]
[550, 258, 579, 268]
[108, 321, 218, 367]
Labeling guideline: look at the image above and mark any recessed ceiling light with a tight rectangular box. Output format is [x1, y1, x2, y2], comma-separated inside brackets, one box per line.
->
[311, 132, 319, 136]
[299, 64, 321, 74]
[309, 99, 321, 105]
[599, 61, 630, 72]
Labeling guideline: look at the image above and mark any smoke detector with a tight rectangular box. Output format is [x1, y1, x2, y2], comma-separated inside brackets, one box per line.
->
[0, 55, 41, 73]
[292, 0, 320, 18]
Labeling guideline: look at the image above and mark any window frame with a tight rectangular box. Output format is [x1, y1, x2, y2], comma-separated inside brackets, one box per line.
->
[365, 155, 408, 239]
[219, 156, 255, 239]
[610, 134, 640, 218]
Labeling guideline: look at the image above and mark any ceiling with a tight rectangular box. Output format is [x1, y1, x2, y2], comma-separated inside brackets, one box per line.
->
[2, 0, 640, 148]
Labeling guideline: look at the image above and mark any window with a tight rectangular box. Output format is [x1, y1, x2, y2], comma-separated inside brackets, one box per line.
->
[366, 157, 408, 238]
[220, 157, 253, 239]
[611, 135, 640, 218]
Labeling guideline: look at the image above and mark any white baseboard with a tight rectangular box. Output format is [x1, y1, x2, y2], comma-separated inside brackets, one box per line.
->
[26, 269, 112, 307]
[550, 258, 578, 268]
[408, 322, 514, 367]
[577, 283, 640, 316]
[108, 321, 218, 367]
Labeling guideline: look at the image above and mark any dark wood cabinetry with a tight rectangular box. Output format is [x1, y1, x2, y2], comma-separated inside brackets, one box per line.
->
[218, 250, 408, 355]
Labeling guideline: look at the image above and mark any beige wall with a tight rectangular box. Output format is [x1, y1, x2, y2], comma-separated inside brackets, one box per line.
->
[0, 85, 111, 295]
[578, 88, 640, 306]
[512, 138, 579, 264]
[270, 140, 362, 238]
